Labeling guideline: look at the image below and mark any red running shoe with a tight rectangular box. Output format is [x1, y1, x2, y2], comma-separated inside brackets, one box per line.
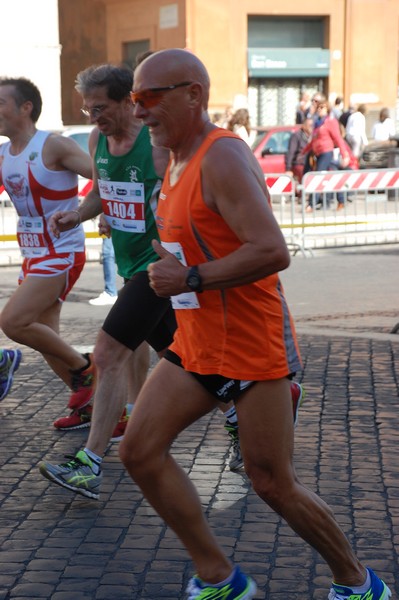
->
[110, 407, 129, 442]
[68, 353, 96, 410]
[54, 404, 93, 430]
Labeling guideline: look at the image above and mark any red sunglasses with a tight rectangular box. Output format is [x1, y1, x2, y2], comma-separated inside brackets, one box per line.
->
[130, 81, 192, 109]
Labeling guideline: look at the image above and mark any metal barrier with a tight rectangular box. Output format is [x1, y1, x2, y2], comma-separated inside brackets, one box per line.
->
[265, 173, 308, 255]
[266, 168, 399, 254]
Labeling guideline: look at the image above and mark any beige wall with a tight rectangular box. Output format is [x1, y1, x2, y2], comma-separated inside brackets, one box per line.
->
[345, 0, 399, 110]
[186, 2, 248, 111]
[103, 0, 187, 63]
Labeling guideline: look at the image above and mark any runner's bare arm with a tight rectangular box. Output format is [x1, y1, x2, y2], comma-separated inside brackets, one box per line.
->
[49, 191, 102, 237]
[49, 129, 103, 237]
[43, 134, 93, 179]
[149, 138, 290, 297]
[198, 138, 290, 287]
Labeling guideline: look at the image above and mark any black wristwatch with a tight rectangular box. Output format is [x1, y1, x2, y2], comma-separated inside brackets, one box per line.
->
[186, 265, 203, 293]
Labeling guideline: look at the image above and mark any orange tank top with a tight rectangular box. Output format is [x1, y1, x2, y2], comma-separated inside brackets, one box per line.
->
[156, 128, 301, 380]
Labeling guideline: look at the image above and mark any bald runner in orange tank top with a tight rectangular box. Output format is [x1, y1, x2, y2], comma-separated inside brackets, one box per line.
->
[156, 128, 302, 380]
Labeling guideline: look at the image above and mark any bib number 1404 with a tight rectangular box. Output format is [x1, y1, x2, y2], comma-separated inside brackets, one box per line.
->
[105, 200, 144, 220]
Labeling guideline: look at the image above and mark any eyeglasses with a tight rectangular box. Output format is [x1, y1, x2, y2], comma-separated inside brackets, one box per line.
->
[130, 81, 193, 109]
[80, 105, 107, 118]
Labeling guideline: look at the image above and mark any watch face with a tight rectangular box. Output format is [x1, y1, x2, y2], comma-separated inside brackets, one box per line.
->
[187, 274, 200, 290]
[186, 266, 202, 292]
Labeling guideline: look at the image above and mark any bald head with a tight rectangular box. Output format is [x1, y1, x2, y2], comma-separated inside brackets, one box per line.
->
[135, 48, 210, 109]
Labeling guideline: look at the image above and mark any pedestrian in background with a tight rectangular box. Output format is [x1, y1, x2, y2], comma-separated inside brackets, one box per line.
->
[338, 103, 355, 136]
[332, 95, 344, 120]
[308, 92, 326, 123]
[295, 91, 311, 124]
[371, 107, 396, 142]
[227, 107, 253, 145]
[302, 100, 350, 211]
[345, 103, 368, 157]
[285, 117, 313, 184]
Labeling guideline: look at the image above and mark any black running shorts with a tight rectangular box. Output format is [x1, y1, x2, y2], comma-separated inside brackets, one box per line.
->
[102, 270, 177, 352]
[164, 349, 256, 403]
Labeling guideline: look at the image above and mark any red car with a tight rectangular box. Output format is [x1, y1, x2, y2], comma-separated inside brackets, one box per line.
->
[251, 125, 300, 175]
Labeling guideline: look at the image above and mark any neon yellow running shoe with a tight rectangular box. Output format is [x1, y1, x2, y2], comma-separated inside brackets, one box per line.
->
[39, 450, 101, 500]
[186, 566, 257, 600]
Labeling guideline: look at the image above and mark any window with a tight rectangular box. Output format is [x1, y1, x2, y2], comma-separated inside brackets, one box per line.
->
[123, 40, 150, 69]
[248, 16, 325, 49]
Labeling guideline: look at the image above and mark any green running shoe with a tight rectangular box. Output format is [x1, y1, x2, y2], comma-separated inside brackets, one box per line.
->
[39, 450, 101, 500]
[186, 566, 257, 599]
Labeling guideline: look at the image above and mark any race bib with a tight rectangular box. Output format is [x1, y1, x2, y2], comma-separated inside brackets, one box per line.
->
[17, 216, 48, 257]
[161, 241, 200, 310]
[99, 179, 146, 233]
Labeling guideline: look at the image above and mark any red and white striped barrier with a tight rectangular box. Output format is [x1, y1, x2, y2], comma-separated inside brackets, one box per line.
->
[265, 174, 295, 194]
[302, 168, 399, 193]
[78, 179, 93, 197]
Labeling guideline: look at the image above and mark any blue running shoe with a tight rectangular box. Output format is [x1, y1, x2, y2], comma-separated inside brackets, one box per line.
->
[186, 566, 257, 599]
[0, 349, 22, 401]
[328, 568, 391, 599]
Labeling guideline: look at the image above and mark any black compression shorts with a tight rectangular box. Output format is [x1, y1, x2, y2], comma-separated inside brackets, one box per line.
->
[164, 349, 256, 403]
[102, 270, 177, 352]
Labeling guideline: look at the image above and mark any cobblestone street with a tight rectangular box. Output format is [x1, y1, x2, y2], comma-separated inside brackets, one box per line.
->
[1, 248, 398, 599]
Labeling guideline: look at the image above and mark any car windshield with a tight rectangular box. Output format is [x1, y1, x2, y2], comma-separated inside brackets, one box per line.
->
[252, 129, 294, 155]
[251, 130, 269, 151]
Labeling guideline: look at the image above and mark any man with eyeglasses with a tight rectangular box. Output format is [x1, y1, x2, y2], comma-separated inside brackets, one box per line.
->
[38, 63, 175, 494]
[0, 76, 96, 415]
[39, 62, 253, 496]
[118, 49, 390, 600]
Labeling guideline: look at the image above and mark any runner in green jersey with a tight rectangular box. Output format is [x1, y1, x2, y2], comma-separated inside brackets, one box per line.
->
[39, 65, 176, 500]
[39, 63, 250, 500]
[95, 125, 161, 278]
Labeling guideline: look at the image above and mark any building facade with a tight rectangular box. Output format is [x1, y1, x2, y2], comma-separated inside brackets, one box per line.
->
[59, 0, 399, 131]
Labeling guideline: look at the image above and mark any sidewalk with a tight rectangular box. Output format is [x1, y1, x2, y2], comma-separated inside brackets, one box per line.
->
[0, 247, 398, 599]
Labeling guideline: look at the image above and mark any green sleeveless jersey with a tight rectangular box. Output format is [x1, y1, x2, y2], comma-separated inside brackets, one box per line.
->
[95, 126, 162, 279]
